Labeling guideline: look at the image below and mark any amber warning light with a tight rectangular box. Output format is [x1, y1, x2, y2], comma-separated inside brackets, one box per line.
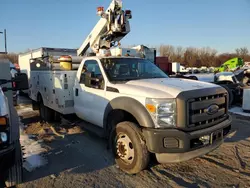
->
[97, 7, 104, 16]
[0, 117, 7, 126]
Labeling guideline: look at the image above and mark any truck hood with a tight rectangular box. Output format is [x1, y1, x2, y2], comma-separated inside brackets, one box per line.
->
[113, 78, 220, 98]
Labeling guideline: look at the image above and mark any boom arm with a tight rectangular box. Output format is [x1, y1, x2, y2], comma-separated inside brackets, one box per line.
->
[77, 0, 132, 56]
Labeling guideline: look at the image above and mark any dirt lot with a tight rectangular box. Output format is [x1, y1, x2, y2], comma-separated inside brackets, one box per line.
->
[16, 98, 250, 188]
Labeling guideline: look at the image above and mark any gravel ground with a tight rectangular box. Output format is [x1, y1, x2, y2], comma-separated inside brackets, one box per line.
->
[16, 97, 250, 188]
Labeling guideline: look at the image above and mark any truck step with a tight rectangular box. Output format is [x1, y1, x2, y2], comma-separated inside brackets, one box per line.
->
[78, 121, 106, 139]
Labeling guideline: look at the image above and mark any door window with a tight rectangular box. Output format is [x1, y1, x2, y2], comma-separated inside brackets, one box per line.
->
[79, 60, 104, 90]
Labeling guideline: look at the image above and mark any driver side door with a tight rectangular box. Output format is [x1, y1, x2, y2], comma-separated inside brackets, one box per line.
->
[74, 60, 108, 127]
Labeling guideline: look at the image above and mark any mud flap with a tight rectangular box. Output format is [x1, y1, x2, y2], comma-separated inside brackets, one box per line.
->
[5, 141, 23, 188]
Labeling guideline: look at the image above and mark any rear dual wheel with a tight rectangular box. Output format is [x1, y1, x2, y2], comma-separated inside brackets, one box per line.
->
[39, 98, 54, 122]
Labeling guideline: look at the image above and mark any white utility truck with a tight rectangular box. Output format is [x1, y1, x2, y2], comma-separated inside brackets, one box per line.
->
[22, 0, 231, 174]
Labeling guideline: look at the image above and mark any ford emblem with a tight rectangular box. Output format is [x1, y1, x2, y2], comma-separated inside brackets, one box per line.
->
[206, 104, 219, 115]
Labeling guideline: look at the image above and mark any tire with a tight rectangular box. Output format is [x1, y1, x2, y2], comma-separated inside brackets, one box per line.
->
[39, 98, 54, 122]
[54, 111, 61, 122]
[5, 141, 23, 187]
[13, 94, 18, 106]
[220, 85, 234, 106]
[13, 99, 18, 107]
[111, 121, 150, 174]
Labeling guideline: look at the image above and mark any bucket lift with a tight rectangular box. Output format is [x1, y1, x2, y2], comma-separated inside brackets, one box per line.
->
[77, 0, 132, 56]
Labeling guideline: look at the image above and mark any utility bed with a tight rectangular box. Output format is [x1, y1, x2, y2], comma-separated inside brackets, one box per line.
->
[29, 70, 77, 114]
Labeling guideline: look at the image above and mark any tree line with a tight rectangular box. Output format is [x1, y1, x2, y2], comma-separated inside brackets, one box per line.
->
[158, 45, 250, 68]
[1, 46, 250, 68]
[0, 53, 18, 64]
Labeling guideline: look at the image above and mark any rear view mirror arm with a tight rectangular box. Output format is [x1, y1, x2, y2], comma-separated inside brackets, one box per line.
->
[2, 87, 15, 92]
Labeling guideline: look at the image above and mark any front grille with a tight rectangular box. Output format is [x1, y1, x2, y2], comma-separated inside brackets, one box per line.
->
[188, 93, 227, 128]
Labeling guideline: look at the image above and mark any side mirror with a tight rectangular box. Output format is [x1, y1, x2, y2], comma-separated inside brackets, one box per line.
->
[13, 73, 29, 90]
[84, 72, 93, 88]
[84, 72, 103, 89]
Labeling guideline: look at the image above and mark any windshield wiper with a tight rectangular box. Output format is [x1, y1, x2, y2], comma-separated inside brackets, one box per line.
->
[140, 76, 166, 79]
[112, 77, 141, 81]
[112, 75, 168, 82]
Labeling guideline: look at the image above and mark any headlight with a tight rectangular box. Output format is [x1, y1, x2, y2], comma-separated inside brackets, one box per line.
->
[145, 98, 176, 128]
[0, 132, 8, 142]
[158, 102, 175, 114]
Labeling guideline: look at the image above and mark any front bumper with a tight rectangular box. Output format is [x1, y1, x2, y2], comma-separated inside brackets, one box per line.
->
[142, 115, 232, 163]
[0, 144, 15, 177]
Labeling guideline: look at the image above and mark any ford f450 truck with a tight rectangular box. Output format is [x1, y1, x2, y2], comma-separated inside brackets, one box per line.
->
[22, 0, 231, 174]
[29, 55, 232, 174]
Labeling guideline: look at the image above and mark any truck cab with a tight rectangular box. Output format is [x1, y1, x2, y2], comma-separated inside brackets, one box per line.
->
[73, 56, 232, 174]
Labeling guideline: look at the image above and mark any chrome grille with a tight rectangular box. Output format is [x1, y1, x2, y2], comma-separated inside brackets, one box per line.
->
[188, 93, 227, 127]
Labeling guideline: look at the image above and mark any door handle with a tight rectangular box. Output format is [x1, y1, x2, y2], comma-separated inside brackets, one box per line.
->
[75, 88, 79, 96]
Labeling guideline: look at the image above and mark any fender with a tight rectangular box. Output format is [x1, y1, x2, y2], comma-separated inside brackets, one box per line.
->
[103, 96, 155, 130]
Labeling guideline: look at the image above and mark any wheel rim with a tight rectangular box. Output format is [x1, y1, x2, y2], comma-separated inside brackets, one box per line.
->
[116, 133, 135, 164]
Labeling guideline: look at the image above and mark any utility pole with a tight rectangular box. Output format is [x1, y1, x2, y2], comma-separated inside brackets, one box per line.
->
[4, 29, 7, 54]
[0, 29, 7, 54]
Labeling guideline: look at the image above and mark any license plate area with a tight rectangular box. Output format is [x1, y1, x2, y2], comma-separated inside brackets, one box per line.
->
[210, 129, 223, 144]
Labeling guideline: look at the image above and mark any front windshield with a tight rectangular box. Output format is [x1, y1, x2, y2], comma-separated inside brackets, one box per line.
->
[100, 58, 168, 81]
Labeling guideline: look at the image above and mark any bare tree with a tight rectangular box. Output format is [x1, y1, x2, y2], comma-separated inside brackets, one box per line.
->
[235, 47, 249, 59]
[174, 46, 184, 62]
[235, 48, 241, 56]
[159, 45, 175, 61]
[184, 47, 198, 67]
[198, 47, 217, 67]
[0, 53, 18, 64]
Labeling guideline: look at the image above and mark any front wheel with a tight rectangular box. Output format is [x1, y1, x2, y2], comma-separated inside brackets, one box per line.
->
[220, 85, 234, 106]
[13, 96, 18, 106]
[111, 121, 150, 174]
